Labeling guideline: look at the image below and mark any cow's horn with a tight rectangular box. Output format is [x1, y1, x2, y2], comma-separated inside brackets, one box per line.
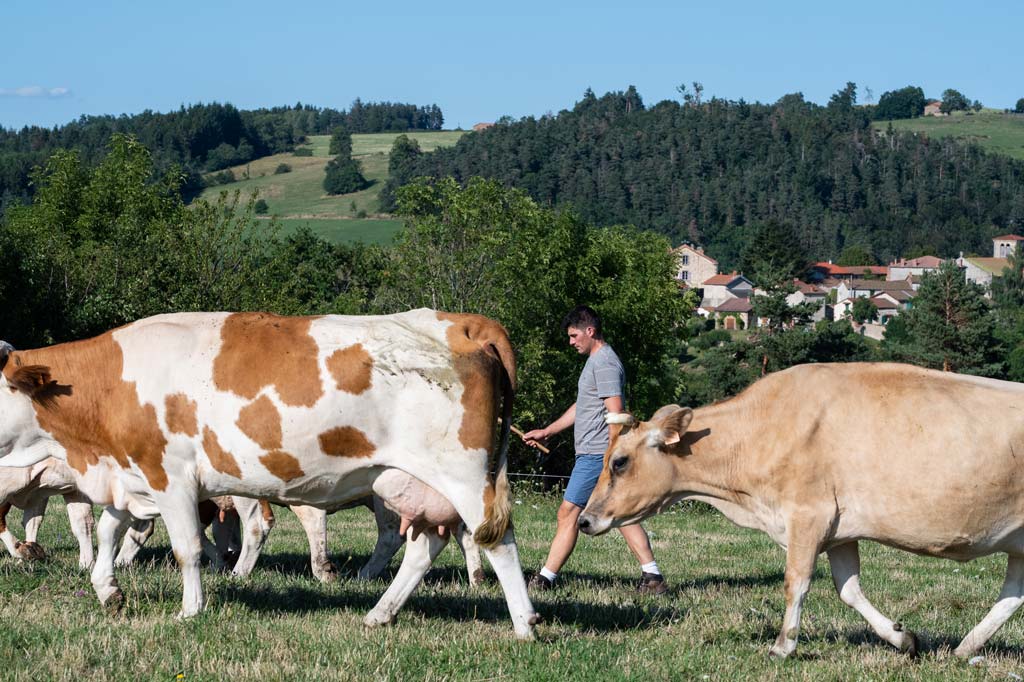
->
[0, 341, 13, 371]
[605, 413, 635, 426]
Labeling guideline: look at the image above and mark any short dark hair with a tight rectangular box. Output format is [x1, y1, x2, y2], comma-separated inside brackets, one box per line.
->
[562, 305, 602, 336]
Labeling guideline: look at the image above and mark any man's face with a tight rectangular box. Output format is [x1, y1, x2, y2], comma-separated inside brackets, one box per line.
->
[567, 325, 596, 354]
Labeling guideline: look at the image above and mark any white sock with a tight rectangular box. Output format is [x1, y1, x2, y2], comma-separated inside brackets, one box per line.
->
[539, 567, 558, 582]
[641, 561, 661, 576]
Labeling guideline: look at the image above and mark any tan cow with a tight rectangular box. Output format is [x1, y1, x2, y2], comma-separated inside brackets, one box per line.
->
[579, 363, 1024, 658]
[0, 310, 537, 637]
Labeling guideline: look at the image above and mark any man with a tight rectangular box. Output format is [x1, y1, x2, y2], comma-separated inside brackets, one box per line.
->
[521, 305, 666, 594]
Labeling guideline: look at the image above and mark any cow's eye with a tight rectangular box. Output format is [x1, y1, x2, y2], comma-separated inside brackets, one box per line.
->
[611, 456, 629, 473]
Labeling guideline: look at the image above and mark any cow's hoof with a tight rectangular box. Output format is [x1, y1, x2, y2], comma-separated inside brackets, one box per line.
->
[768, 643, 794, 660]
[318, 562, 340, 583]
[897, 629, 919, 658]
[471, 568, 486, 586]
[364, 610, 397, 628]
[103, 589, 125, 615]
[528, 612, 545, 626]
[15, 541, 46, 561]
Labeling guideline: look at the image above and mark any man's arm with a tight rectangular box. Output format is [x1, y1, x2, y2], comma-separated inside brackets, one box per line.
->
[603, 395, 624, 414]
[521, 403, 576, 448]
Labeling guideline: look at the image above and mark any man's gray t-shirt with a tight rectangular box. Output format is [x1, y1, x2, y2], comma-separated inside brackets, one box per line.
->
[574, 344, 626, 454]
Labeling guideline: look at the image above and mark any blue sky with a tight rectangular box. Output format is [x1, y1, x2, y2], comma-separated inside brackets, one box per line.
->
[2, 0, 1021, 130]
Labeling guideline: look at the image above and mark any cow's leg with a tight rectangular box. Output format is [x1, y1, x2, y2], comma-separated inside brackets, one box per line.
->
[769, 520, 826, 658]
[17, 495, 48, 560]
[230, 498, 275, 578]
[357, 497, 404, 580]
[291, 505, 338, 582]
[827, 542, 917, 655]
[156, 494, 206, 618]
[364, 529, 448, 628]
[91, 506, 132, 612]
[64, 495, 96, 569]
[0, 502, 20, 556]
[954, 554, 1024, 657]
[479, 527, 538, 639]
[453, 522, 485, 586]
[114, 518, 155, 567]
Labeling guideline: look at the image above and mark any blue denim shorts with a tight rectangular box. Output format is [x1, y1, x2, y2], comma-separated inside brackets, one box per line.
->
[564, 453, 605, 508]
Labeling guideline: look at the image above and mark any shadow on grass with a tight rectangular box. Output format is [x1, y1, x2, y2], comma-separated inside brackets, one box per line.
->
[819, 624, 1024, 658]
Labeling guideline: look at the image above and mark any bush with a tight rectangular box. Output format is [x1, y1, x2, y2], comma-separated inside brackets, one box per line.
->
[323, 157, 368, 195]
[254, 199, 269, 215]
[1016, 98, 1024, 114]
[293, 148, 313, 157]
[204, 169, 236, 187]
[690, 328, 732, 350]
[274, 163, 291, 175]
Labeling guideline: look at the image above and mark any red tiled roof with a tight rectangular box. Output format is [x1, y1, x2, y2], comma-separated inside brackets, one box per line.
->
[715, 298, 753, 313]
[813, 262, 888, 276]
[793, 279, 823, 295]
[890, 256, 943, 268]
[703, 273, 746, 286]
[993, 234, 1024, 241]
[869, 296, 898, 310]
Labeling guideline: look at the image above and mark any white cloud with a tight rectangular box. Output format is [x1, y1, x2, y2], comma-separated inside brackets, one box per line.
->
[0, 86, 71, 98]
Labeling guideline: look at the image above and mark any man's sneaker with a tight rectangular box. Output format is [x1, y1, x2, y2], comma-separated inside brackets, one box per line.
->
[528, 573, 555, 591]
[637, 572, 668, 595]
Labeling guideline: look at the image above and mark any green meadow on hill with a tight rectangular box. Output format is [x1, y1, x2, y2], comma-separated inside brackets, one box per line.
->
[198, 131, 466, 245]
[872, 111, 1024, 161]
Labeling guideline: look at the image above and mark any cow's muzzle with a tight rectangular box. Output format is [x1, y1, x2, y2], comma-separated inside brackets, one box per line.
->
[577, 512, 611, 536]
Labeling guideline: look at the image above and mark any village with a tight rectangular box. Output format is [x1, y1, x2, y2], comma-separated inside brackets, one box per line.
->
[675, 234, 1024, 339]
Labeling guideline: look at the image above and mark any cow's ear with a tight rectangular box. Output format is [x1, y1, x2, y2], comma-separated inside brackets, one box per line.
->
[9, 365, 53, 397]
[0, 342, 13, 372]
[649, 405, 693, 447]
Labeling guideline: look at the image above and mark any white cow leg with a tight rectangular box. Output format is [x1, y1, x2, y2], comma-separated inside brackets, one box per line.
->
[955, 554, 1024, 657]
[828, 542, 917, 655]
[292, 505, 338, 582]
[769, 526, 823, 659]
[231, 498, 274, 578]
[454, 522, 485, 586]
[114, 518, 155, 567]
[357, 497, 404, 580]
[64, 495, 96, 569]
[91, 506, 132, 613]
[157, 495, 206, 619]
[16, 495, 48, 560]
[364, 529, 448, 628]
[481, 528, 538, 640]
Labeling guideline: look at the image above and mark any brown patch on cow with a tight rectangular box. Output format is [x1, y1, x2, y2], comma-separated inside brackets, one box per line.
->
[435, 313, 516, 451]
[0, 503, 9, 533]
[202, 427, 243, 479]
[318, 426, 376, 458]
[236, 395, 282, 450]
[11, 334, 171, 492]
[259, 450, 304, 481]
[326, 343, 374, 394]
[165, 393, 198, 437]
[213, 313, 323, 407]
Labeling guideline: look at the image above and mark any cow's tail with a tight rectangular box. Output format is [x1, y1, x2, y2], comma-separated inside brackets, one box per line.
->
[474, 329, 516, 548]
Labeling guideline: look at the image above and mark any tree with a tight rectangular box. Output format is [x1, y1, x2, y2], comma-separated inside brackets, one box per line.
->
[940, 89, 970, 114]
[323, 157, 368, 195]
[328, 126, 352, 157]
[1016, 98, 1024, 114]
[254, 199, 269, 214]
[836, 245, 876, 266]
[886, 261, 1001, 375]
[850, 296, 878, 324]
[741, 221, 809, 284]
[874, 86, 926, 120]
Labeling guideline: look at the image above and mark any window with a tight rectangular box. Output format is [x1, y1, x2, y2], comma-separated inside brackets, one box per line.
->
[681, 255, 690, 265]
[680, 270, 690, 281]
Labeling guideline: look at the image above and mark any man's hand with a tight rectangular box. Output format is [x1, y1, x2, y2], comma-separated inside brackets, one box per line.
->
[521, 428, 549, 450]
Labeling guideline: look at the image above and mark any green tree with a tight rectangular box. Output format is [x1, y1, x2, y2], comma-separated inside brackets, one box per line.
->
[886, 261, 1001, 375]
[741, 220, 809, 284]
[836, 245, 876, 266]
[850, 296, 878, 324]
[328, 126, 352, 157]
[874, 86, 926, 120]
[323, 157, 368, 195]
[1015, 98, 1024, 114]
[940, 89, 970, 114]
[254, 198, 269, 214]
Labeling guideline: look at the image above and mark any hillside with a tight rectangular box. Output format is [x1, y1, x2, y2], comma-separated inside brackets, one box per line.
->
[198, 130, 465, 245]
[872, 111, 1024, 161]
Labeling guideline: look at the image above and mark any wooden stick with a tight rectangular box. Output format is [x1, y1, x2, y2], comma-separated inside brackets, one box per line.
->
[500, 419, 551, 454]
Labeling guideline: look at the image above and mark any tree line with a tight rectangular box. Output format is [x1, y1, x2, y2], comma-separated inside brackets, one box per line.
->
[0, 100, 444, 211]
[383, 84, 1024, 270]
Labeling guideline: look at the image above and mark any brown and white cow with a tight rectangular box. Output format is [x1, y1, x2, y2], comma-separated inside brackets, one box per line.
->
[579, 363, 1024, 658]
[0, 310, 537, 637]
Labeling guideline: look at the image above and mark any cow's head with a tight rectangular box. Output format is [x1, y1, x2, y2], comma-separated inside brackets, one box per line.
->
[0, 342, 58, 463]
[578, 405, 693, 536]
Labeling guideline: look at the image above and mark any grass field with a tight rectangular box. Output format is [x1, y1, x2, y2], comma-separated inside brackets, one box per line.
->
[197, 131, 465, 245]
[872, 111, 1024, 161]
[4, 493, 1024, 681]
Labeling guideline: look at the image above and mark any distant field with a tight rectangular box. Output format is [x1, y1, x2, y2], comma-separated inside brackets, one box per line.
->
[873, 112, 1024, 161]
[197, 131, 466, 245]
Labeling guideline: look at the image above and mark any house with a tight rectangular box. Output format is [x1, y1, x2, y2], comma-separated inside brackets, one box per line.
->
[924, 100, 944, 116]
[700, 273, 754, 309]
[673, 244, 718, 285]
[888, 256, 943, 281]
[810, 262, 889, 282]
[958, 256, 1009, 288]
[785, 280, 828, 322]
[711, 297, 753, 330]
[992, 234, 1024, 258]
[836, 278, 915, 302]
[472, 122, 494, 132]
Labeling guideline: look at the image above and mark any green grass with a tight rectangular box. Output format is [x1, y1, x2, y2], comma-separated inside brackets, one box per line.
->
[873, 111, 1024, 161]
[197, 131, 465, 245]
[4, 494, 1024, 680]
